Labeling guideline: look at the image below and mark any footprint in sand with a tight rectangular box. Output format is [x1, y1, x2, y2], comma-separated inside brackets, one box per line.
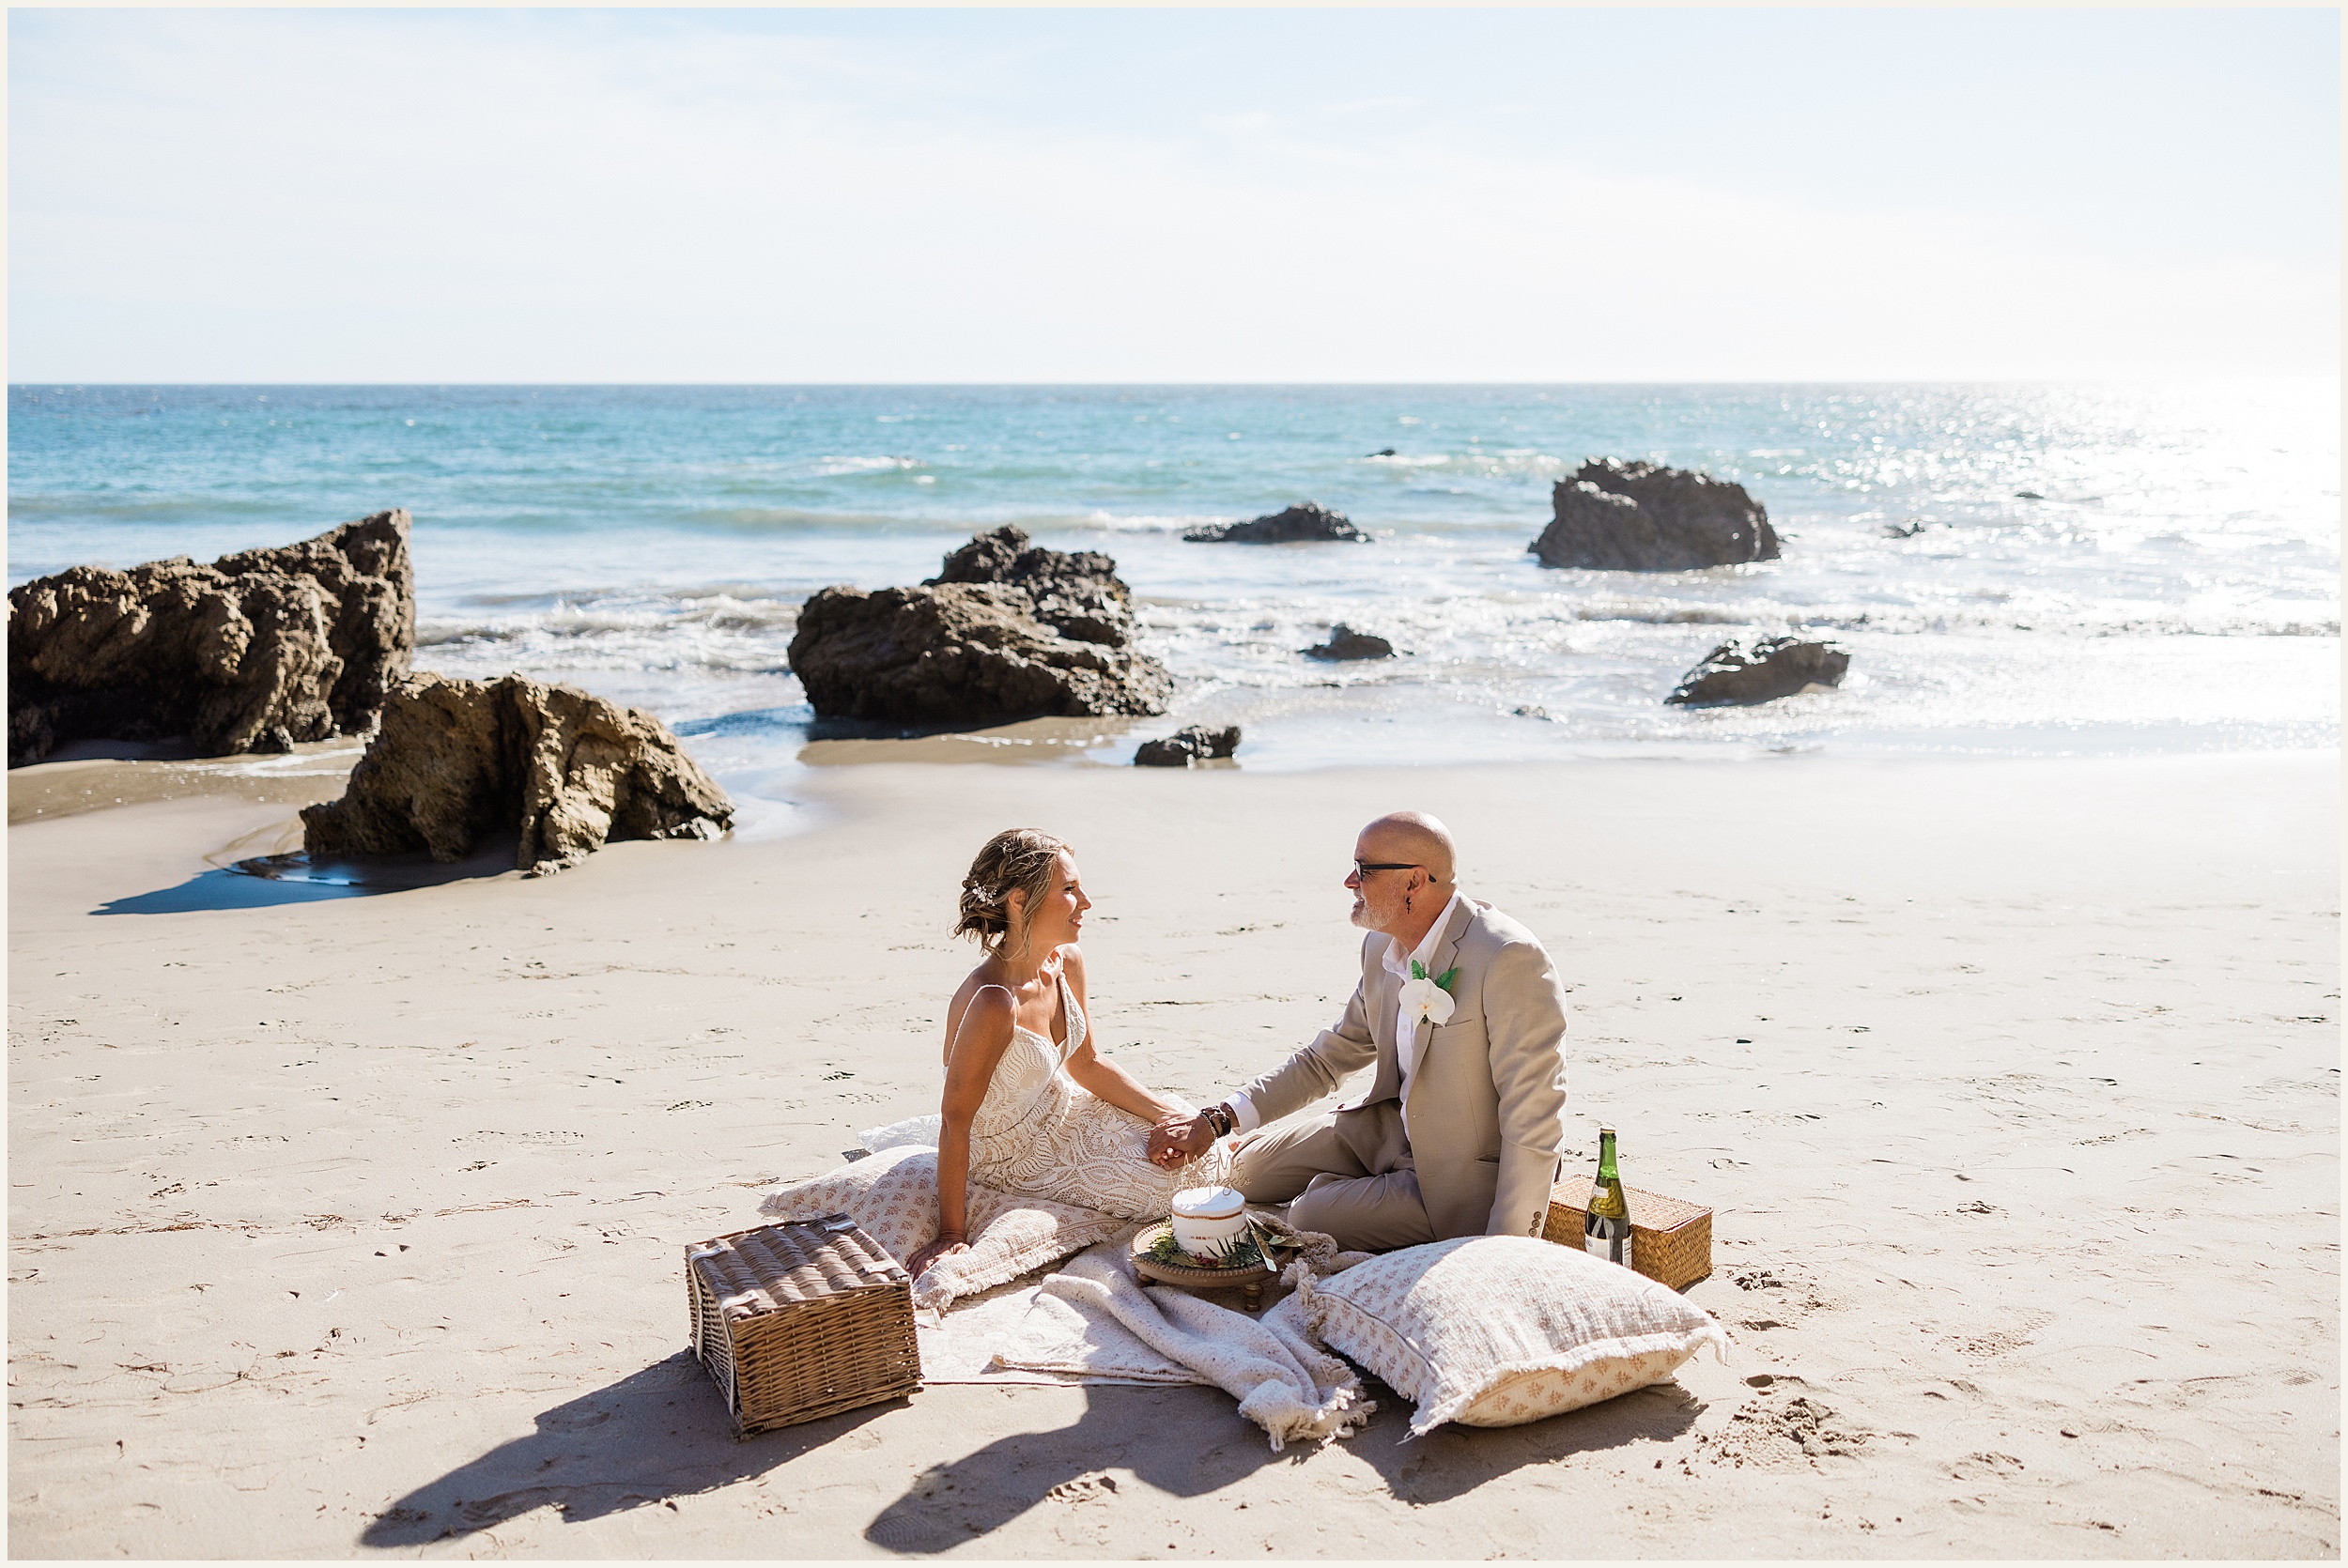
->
[1713, 1392, 1872, 1467]
[1047, 1472, 1120, 1504]
[1952, 1451, 2027, 1482]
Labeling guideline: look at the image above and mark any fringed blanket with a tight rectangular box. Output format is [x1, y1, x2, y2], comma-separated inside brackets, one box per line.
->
[990, 1231, 1376, 1451]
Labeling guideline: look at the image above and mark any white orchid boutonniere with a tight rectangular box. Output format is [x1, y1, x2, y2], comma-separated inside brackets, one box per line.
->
[1398, 960, 1460, 1029]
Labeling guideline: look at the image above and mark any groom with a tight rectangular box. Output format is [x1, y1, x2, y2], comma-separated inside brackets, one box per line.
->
[1146, 810, 1569, 1252]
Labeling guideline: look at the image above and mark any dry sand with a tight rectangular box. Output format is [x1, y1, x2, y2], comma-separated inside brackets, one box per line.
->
[8, 746, 2339, 1558]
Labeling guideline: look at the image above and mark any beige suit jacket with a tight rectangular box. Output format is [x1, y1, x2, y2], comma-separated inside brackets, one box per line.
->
[1236, 897, 1570, 1239]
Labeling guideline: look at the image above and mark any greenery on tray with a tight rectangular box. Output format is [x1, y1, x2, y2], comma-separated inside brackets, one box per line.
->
[1149, 1223, 1270, 1272]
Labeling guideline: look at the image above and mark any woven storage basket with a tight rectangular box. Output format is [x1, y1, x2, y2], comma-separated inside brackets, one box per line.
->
[1542, 1175, 1713, 1291]
[685, 1214, 920, 1437]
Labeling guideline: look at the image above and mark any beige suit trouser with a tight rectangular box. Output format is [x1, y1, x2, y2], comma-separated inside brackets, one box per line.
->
[1228, 1113, 1438, 1253]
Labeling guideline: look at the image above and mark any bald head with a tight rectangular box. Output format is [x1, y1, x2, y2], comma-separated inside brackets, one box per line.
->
[1358, 811, 1458, 886]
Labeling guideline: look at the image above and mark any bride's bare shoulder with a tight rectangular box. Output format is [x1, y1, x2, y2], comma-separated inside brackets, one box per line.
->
[947, 969, 1017, 1028]
[943, 972, 1017, 1068]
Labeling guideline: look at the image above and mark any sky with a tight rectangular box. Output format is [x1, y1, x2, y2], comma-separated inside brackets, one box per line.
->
[8, 7, 2340, 384]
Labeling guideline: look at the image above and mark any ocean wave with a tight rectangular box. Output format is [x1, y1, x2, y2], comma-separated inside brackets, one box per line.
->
[668, 506, 937, 533]
[5, 493, 298, 522]
[810, 454, 928, 477]
[1135, 590, 2340, 648]
[404, 601, 2340, 710]
[1086, 513, 1224, 534]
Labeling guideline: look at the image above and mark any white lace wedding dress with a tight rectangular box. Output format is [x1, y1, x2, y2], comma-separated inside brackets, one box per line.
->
[861, 969, 1234, 1220]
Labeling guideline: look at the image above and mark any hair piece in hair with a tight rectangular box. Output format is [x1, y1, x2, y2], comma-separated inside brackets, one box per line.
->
[954, 828, 1070, 953]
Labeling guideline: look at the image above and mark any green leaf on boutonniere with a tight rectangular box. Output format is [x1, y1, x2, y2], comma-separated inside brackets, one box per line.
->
[1410, 960, 1428, 981]
[1434, 967, 1460, 992]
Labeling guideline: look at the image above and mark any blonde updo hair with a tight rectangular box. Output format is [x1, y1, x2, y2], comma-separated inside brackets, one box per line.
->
[955, 828, 1071, 955]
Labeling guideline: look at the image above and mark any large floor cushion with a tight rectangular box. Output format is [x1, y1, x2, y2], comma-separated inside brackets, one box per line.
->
[1293, 1235, 1728, 1435]
[759, 1144, 1129, 1314]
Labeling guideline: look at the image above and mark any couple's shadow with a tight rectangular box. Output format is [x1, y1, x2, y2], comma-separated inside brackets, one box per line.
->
[865, 1375, 1700, 1550]
[358, 1353, 858, 1545]
[360, 1351, 1699, 1549]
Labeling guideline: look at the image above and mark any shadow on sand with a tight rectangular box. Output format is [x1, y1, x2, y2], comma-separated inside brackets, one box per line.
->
[862, 1375, 1704, 1550]
[94, 834, 521, 915]
[359, 1352, 895, 1546]
[1342, 1374, 1704, 1503]
[361, 1356, 1704, 1550]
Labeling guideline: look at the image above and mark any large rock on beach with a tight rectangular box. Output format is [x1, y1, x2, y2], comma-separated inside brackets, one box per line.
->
[788, 528, 1173, 723]
[1666, 637, 1849, 708]
[1184, 501, 1368, 545]
[927, 525, 1137, 647]
[8, 511, 416, 766]
[1134, 724, 1241, 767]
[1304, 624, 1396, 661]
[301, 672, 734, 876]
[1530, 460, 1780, 572]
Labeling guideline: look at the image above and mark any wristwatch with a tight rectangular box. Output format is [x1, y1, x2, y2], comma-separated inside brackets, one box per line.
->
[1203, 1103, 1235, 1139]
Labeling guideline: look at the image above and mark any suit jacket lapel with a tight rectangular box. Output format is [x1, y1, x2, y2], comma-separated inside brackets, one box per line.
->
[1367, 952, 1404, 1102]
[1402, 899, 1476, 1099]
[1349, 899, 1477, 1113]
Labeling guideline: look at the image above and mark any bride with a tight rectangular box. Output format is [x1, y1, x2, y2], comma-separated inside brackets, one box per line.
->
[904, 828, 1232, 1277]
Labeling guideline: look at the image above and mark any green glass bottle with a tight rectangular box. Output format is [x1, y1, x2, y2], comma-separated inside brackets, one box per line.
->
[1583, 1125, 1633, 1269]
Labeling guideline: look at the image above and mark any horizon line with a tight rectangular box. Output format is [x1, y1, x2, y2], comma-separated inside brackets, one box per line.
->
[12, 376, 2337, 391]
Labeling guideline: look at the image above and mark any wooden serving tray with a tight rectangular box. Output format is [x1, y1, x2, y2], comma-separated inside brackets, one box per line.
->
[1130, 1221, 1286, 1310]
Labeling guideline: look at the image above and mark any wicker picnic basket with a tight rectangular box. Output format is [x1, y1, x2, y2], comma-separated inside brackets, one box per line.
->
[684, 1214, 921, 1437]
[1542, 1175, 1713, 1291]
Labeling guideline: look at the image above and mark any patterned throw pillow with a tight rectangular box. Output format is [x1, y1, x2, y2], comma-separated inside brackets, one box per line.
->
[1293, 1235, 1728, 1435]
[758, 1145, 1130, 1314]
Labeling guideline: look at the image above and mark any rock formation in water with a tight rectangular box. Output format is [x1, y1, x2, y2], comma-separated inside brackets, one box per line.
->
[1304, 624, 1396, 661]
[1530, 460, 1779, 572]
[301, 672, 734, 875]
[1665, 637, 1849, 708]
[8, 511, 416, 766]
[926, 525, 1144, 647]
[1134, 724, 1241, 767]
[788, 527, 1173, 723]
[1184, 502, 1368, 545]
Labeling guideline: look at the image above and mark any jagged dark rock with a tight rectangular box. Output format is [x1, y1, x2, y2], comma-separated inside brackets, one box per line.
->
[1666, 637, 1849, 708]
[1134, 724, 1241, 767]
[1530, 460, 1779, 572]
[1303, 624, 1396, 661]
[300, 672, 733, 876]
[788, 528, 1173, 723]
[1184, 502, 1368, 545]
[8, 511, 415, 766]
[927, 525, 1135, 646]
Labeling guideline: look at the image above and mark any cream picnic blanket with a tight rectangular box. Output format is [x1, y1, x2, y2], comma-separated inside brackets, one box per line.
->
[982, 1220, 1377, 1451]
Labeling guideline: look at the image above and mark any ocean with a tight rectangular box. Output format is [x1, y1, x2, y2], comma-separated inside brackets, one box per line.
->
[8, 382, 2338, 825]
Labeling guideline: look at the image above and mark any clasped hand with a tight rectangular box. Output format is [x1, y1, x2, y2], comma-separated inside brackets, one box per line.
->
[1146, 1112, 1214, 1169]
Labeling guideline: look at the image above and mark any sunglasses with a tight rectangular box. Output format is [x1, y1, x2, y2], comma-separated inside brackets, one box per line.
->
[1351, 861, 1422, 877]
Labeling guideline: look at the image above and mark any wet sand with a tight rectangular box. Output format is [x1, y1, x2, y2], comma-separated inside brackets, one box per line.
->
[7, 747, 2339, 1556]
[7, 738, 366, 826]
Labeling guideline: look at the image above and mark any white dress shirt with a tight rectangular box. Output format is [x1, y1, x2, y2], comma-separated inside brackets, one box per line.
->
[1226, 890, 1465, 1144]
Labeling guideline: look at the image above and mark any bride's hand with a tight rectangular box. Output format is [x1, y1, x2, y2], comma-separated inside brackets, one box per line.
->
[905, 1234, 968, 1278]
[1147, 1114, 1212, 1169]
